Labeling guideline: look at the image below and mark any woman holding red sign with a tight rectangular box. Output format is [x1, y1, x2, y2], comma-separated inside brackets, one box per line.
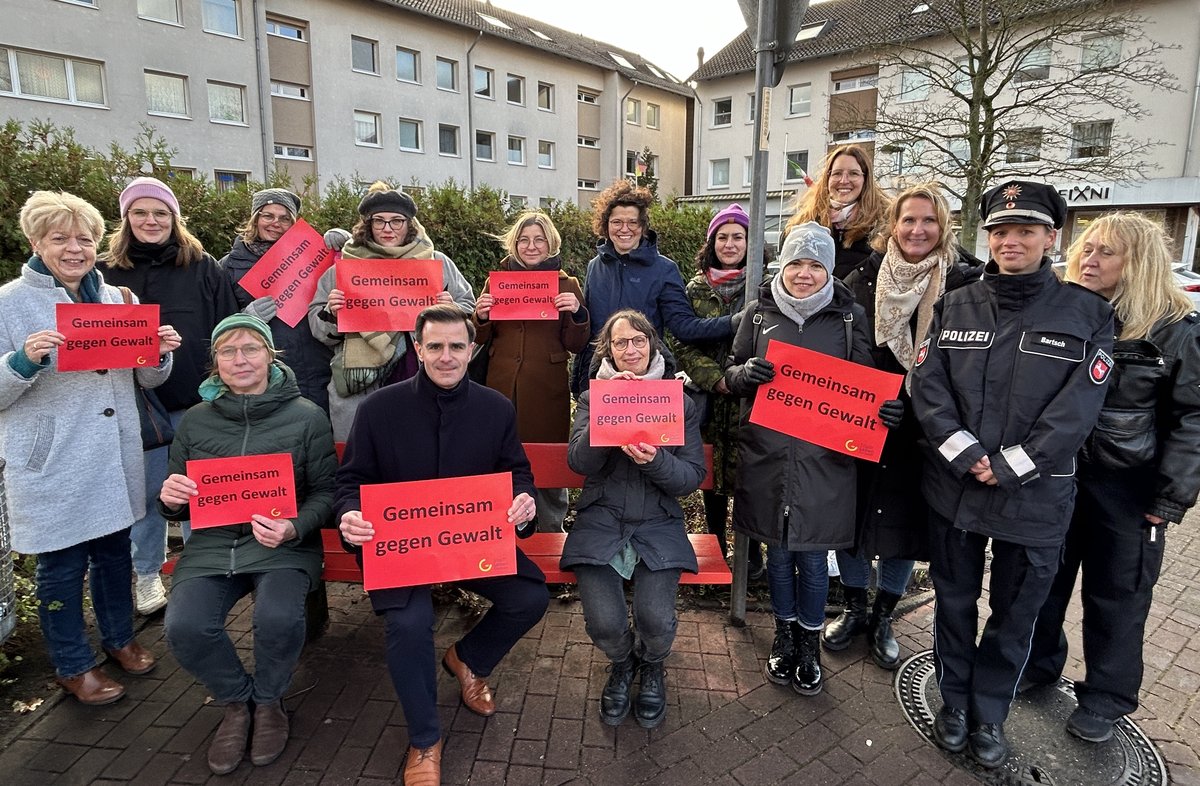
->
[0, 191, 179, 705]
[563, 309, 707, 730]
[724, 222, 897, 698]
[473, 211, 590, 531]
[308, 182, 475, 441]
[159, 313, 337, 775]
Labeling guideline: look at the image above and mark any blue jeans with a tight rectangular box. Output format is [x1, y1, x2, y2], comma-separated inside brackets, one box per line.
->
[574, 561, 683, 664]
[130, 443, 168, 578]
[835, 552, 915, 596]
[36, 527, 135, 678]
[164, 569, 310, 705]
[766, 546, 828, 629]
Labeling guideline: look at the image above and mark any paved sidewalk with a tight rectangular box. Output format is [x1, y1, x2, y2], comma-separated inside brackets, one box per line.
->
[1, 510, 1196, 785]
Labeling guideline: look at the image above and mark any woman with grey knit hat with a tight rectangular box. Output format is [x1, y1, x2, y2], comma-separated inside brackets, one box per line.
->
[218, 188, 334, 412]
[307, 182, 475, 440]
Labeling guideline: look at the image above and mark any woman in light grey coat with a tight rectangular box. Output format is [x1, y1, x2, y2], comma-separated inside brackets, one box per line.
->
[0, 191, 180, 705]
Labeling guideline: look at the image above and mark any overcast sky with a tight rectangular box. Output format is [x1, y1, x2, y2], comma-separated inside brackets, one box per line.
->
[486, 0, 752, 81]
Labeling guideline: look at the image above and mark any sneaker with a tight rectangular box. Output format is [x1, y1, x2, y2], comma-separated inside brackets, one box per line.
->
[135, 574, 168, 615]
[1066, 706, 1115, 743]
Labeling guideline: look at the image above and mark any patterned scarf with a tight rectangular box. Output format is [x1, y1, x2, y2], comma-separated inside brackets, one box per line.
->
[828, 201, 857, 228]
[874, 237, 952, 374]
[705, 267, 746, 304]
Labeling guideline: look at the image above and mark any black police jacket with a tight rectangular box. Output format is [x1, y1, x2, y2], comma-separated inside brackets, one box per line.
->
[910, 259, 1114, 547]
[1080, 311, 1200, 523]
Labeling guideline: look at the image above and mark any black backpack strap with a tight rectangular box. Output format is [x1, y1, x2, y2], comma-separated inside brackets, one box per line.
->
[843, 312, 854, 360]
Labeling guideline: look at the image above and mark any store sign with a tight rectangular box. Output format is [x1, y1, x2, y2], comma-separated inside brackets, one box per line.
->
[1056, 183, 1113, 205]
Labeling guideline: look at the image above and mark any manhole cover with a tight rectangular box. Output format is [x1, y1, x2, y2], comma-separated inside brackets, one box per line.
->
[895, 650, 1168, 786]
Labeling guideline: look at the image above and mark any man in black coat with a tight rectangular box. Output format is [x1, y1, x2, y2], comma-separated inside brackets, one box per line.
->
[335, 305, 547, 786]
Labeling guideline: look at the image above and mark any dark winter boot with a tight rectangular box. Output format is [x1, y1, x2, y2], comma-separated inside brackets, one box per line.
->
[764, 618, 798, 685]
[792, 627, 823, 696]
[600, 656, 639, 726]
[634, 660, 667, 729]
[870, 590, 903, 670]
[822, 585, 869, 651]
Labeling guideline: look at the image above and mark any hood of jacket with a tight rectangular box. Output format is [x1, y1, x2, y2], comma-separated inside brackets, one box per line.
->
[595, 229, 666, 267]
[219, 236, 271, 274]
[206, 361, 302, 422]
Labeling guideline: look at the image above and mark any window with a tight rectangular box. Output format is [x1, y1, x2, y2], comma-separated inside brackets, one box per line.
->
[1081, 35, 1120, 73]
[577, 136, 599, 148]
[1, 48, 105, 106]
[646, 103, 660, 129]
[539, 197, 554, 210]
[214, 170, 248, 192]
[138, 0, 180, 24]
[473, 66, 493, 98]
[1016, 43, 1051, 83]
[270, 81, 307, 99]
[577, 89, 598, 104]
[506, 73, 524, 104]
[712, 98, 732, 127]
[207, 81, 245, 124]
[786, 83, 812, 116]
[398, 118, 422, 151]
[743, 156, 753, 187]
[625, 150, 639, 177]
[354, 111, 380, 146]
[509, 195, 527, 208]
[396, 48, 419, 83]
[710, 159, 731, 188]
[475, 131, 495, 161]
[951, 56, 971, 91]
[832, 74, 878, 93]
[537, 82, 553, 111]
[436, 57, 457, 91]
[625, 98, 641, 124]
[784, 150, 809, 182]
[273, 144, 312, 160]
[438, 124, 459, 156]
[351, 37, 378, 74]
[537, 140, 554, 169]
[202, 0, 239, 36]
[144, 71, 187, 116]
[898, 69, 930, 102]
[1072, 120, 1112, 158]
[266, 18, 304, 40]
[60, 0, 96, 5]
[1005, 128, 1042, 163]
[746, 93, 756, 123]
[166, 167, 195, 180]
[578, 179, 598, 190]
[832, 129, 876, 143]
[947, 137, 969, 164]
[507, 136, 525, 165]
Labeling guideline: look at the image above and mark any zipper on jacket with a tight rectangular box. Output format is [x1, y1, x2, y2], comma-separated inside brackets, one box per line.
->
[240, 397, 251, 455]
[782, 504, 790, 540]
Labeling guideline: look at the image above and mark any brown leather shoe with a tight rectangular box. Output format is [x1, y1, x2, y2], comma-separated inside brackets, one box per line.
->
[250, 700, 289, 766]
[105, 640, 157, 675]
[57, 667, 125, 705]
[403, 739, 443, 786]
[208, 702, 250, 775]
[442, 643, 495, 716]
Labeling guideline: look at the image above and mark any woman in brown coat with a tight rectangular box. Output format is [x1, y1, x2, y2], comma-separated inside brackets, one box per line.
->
[474, 211, 590, 531]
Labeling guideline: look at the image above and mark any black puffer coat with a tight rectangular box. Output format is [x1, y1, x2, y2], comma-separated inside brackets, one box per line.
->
[726, 279, 874, 550]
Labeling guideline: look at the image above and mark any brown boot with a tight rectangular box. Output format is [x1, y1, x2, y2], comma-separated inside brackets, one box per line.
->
[105, 640, 157, 675]
[208, 702, 250, 775]
[403, 739, 443, 786]
[57, 667, 125, 705]
[442, 644, 495, 716]
[250, 700, 289, 766]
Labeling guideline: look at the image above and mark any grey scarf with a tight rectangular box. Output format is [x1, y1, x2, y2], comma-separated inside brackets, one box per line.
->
[771, 272, 834, 329]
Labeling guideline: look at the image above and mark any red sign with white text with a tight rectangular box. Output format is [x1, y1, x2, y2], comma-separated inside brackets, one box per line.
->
[749, 340, 903, 462]
[237, 219, 336, 328]
[55, 303, 159, 371]
[360, 472, 515, 591]
[336, 257, 443, 332]
[186, 453, 298, 529]
[589, 378, 686, 447]
[488, 271, 559, 321]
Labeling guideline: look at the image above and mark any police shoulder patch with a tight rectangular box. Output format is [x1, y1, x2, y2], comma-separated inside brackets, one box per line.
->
[1089, 347, 1114, 384]
[915, 337, 930, 367]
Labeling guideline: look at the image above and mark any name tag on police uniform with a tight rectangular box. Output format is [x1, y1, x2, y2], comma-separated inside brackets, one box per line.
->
[1017, 332, 1085, 362]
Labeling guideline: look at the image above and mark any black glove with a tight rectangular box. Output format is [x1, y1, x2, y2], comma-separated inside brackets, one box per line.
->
[741, 357, 776, 385]
[878, 398, 905, 429]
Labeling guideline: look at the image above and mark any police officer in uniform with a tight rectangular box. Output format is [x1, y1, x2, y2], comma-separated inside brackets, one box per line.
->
[910, 181, 1114, 768]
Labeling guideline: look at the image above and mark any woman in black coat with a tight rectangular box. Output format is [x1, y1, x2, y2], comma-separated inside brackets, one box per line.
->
[824, 184, 982, 669]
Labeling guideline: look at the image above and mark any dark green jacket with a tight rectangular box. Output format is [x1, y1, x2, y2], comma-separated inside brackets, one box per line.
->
[161, 363, 337, 586]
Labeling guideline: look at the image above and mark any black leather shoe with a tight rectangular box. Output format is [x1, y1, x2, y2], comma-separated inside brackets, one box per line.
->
[968, 723, 1008, 769]
[1066, 706, 1115, 743]
[822, 586, 869, 651]
[634, 660, 667, 729]
[932, 705, 968, 753]
[791, 627, 823, 696]
[868, 590, 902, 669]
[764, 618, 797, 685]
[600, 656, 638, 726]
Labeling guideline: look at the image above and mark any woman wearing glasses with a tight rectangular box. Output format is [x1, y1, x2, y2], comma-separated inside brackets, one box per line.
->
[218, 189, 334, 413]
[308, 182, 475, 440]
[473, 211, 590, 531]
[562, 309, 707, 730]
[103, 177, 240, 614]
[160, 314, 337, 775]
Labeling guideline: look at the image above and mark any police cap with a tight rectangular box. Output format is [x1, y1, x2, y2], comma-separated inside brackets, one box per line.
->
[980, 180, 1066, 229]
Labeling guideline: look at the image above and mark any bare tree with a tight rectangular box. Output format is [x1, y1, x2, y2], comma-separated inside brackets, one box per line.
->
[846, 0, 1178, 247]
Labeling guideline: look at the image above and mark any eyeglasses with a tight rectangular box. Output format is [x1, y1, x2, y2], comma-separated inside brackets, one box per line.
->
[611, 335, 649, 351]
[259, 212, 294, 226]
[216, 344, 267, 361]
[516, 237, 548, 247]
[829, 169, 865, 180]
[129, 209, 172, 222]
[607, 219, 642, 230]
[370, 217, 408, 230]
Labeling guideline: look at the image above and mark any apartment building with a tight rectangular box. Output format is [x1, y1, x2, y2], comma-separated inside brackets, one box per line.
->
[2, 0, 692, 206]
[686, 0, 1200, 266]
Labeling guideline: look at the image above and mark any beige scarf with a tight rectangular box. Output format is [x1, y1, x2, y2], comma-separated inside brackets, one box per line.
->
[874, 237, 953, 374]
[334, 218, 436, 395]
